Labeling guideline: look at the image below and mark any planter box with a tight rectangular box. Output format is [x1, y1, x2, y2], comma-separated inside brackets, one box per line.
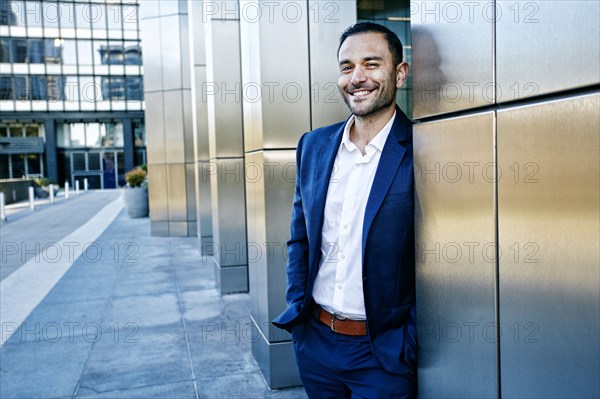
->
[121, 187, 149, 218]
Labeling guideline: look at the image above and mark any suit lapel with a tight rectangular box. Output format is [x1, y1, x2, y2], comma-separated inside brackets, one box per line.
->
[362, 112, 409, 256]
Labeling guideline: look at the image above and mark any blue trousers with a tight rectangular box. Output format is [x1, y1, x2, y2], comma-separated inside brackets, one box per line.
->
[292, 317, 417, 399]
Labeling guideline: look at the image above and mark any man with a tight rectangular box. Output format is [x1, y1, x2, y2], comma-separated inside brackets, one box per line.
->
[273, 22, 416, 398]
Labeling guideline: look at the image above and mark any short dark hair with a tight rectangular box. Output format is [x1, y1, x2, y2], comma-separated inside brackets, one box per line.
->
[338, 22, 404, 67]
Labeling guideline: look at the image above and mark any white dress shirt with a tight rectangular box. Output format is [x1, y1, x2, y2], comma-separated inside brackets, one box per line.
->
[312, 111, 396, 320]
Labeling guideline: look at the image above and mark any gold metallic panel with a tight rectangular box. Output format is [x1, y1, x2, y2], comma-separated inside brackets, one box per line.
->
[139, 17, 163, 93]
[210, 157, 248, 268]
[246, 150, 296, 341]
[206, 19, 244, 157]
[148, 163, 168, 221]
[498, 94, 600, 397]
[167, 163, 187, 222]
[144, 91, 165, 165]
[411, 0, 494, 118]
[414, 112, 497, 398]
[497, 2, 600, 102]
[308, 1, 357, 129]
[163, 90, 185, 164]
[160, 15, 184, 91]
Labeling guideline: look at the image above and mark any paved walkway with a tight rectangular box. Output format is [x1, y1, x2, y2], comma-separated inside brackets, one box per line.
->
[0, 191, 307, 399]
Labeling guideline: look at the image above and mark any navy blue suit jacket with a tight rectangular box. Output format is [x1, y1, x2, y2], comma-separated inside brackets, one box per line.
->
[273, 107, 416, 375]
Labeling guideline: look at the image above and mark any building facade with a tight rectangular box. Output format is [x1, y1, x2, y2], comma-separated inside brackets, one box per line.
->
[0, 0, 145, 189]
[104, 0, 600, 396]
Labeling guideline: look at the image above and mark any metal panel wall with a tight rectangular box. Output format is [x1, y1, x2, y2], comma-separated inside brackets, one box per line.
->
[187, 0, 213, 252]
[496, 2, 600, 102]
[239, 0, 356, 388]
[411, 0, 494, 118]
[414, 113, 498, 398]
[205, 11, 248, 293]
[140, 0, 197, 237]
[497, 94, 600, 398]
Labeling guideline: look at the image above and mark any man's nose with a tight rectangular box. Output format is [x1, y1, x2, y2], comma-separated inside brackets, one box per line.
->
[350, 66, 367, 85]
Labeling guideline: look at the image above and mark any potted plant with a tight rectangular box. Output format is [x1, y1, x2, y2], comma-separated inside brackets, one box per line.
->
[121, 166, 149, 218]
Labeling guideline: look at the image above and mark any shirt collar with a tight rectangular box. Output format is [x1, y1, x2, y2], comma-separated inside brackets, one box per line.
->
[341, 110, 396, 154]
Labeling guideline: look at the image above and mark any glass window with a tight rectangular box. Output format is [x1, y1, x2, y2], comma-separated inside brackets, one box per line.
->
[12, 39, 27, 63]
[0, 39, 10, 62]
[63, 75, 78, 103]
[93, 39, 106, 66]
[126, 76, 142, 100]
[86, 123, 101, 147]
[106, 3, 122, 31]
[44, 38, 61, 64]
[13, 76, 27, 100]
[31, 76, 46, 100]
[104, 123, 124, 147]
[25, 1, 43, 28]
[133, 122, 145, 147]
[28, 39, 44, 63]
[0, 125, 8, 137]
[12, 155, 25, 178]
[77, 39, 92, 65]
[59, 2, 75, 29]
[9, 125, 23, 137]
[44, 75, 61, 101]
[26, 154, 41, 175]
[123, 43, 141, 65]
[75, 3, 91, 30]
[79, 76, 96, 104]
[56, 124, 69, 147]
[43, 1, 60, 29]
[0, 76, 12, 100]
[90, 2, 105, 30]
[61, 39, 77, 65]
[122, 4, 137, 31]
[25, 124, 39, 137]
[105, 41, 125, 65]
[1, 1, 18, 26]
[0, 155, 9, 179]
[70, 123, 85, 147]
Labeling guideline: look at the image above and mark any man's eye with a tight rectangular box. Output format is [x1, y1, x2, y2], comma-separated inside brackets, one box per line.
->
[366, 63, 378, 68]
[341, 66, 352, 72]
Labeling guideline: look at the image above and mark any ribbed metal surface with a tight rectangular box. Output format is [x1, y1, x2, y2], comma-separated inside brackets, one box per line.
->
[498, 94, 600, 398]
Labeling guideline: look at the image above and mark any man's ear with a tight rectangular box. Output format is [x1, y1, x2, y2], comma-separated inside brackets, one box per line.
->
[396, 62, 410, 88]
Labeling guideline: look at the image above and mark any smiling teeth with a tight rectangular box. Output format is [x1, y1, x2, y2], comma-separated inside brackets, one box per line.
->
[353, 90, 371, 96]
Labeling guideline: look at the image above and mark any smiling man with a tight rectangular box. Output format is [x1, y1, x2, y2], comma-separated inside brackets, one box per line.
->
[273, 23, 417, 398]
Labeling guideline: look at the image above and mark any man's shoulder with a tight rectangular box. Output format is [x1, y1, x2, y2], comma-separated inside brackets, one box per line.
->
[302, 119, 347, 145]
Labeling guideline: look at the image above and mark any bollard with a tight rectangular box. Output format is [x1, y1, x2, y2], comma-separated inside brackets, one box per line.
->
[84, 178, 88, 192]
[65, 181, 70, 199]
[75, 180, 80, 195]
[29, 187, 35, 211]
[0, 192, 6, 221]
[49, 184, 55, 204]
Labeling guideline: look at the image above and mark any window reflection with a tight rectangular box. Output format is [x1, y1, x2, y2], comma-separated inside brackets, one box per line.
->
[106, 4, 122, 31]
[59, 2, 75, 29]
[75, 3, 90, 30]
[61, 39, 77, 65]
[77, 40, 92, 65]
[43, 2, 60, 29]
[24, 1, 42, 28]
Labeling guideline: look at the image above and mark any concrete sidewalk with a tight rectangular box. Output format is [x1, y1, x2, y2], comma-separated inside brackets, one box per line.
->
[0, 191, 307, 399]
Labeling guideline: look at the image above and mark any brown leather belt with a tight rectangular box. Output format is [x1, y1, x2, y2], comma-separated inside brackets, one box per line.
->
[313, 305, 367, 336]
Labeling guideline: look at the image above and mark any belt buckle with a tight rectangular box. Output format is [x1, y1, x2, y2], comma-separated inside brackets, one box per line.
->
[330, 313, 346, 333]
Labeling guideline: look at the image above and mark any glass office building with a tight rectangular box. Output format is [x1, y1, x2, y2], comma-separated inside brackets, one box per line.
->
[0, 0, 145, 188]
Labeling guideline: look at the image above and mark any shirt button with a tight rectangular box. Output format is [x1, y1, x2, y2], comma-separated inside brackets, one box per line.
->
[337, 285, 342, 290]
[341, 254, 346, 259]
[343, 224, 348, 229]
